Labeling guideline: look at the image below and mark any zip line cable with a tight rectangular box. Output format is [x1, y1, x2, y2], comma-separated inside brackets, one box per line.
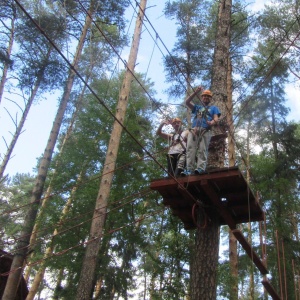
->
[0, 188, 156, 256]
[0, 186, 155, 251]
[3, 0, 286, 235]
[144, 32, 157, 78]
[8, 0, 296, 221]
[0, 147, 172, 250]
[0, 145, 169, 219]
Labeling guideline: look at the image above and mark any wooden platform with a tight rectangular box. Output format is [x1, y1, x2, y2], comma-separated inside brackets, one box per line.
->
[150, 168, 281, 299]
[150, 166, 264, 230]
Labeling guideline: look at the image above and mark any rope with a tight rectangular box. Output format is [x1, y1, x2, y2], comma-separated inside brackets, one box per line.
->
[191, 202, 208, 229]
[144, 33, 157, 78]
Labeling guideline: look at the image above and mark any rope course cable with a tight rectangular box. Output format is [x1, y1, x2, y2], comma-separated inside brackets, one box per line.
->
[0, 147, 171, 251]
[0, 146, 168, 219]
[0, 208, 166, 277]
[1, 4, 259, 198]
[0, 186, 154, 248]
[0, 189, 157, 260]
[6, 1, 288, 200]
[5, 2, 210, 255]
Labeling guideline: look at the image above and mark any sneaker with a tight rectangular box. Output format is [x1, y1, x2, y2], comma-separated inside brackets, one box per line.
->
[181, 170, 193, 176]
[194, 168, 205, 175]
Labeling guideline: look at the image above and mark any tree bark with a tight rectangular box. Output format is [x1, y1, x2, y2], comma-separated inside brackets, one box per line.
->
[208, 0, 232, 169]
[227, 57, 238, 300]
[190, 214, 220, 300]
[191, 0, 231, 299]
[25, 167, 85, 300]
[24, 73, 91, 283]
[75, 1, 147, 299]
[0, 2, 15, 105]
[2, 2, 93, 299]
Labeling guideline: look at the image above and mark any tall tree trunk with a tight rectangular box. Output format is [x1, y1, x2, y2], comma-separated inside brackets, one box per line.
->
[270, 83, 278, 160]
[227, 57, 238, 300]
[75, 1, 147, 299]
[0, 48, 52, 180]
[24, 74, 90, 282]
[25, 167, 86, 300]
[0, 2, 15, 105]
[246, 123, 254, 299]
[226, 58, 235, 168]
[93, 276, 103, 299]
[191, 0, 231, 299]
[2, 3, 94, 299]
[190, 214, 220, 299]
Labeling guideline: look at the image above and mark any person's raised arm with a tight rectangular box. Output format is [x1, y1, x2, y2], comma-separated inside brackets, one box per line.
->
[156, 120, 172, 140]
[185, 86, 203, 110]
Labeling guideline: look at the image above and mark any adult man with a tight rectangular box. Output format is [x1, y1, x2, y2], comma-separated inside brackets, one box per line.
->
[156, 118, 188, 177]
[182, 87, 221, 176]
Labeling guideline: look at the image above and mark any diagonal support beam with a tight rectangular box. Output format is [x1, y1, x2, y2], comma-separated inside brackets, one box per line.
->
[200, 179, 237, 229]
[262, 278, 281, 300]
[232, 229, 268, 275]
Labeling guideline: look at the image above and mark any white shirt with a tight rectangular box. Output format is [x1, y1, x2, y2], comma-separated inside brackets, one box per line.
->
[168, 130, 188, 155]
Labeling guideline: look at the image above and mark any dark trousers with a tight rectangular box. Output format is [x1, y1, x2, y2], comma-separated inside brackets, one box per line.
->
[166, 153, 185, 177]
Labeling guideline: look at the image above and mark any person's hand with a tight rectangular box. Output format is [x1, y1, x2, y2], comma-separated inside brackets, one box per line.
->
[195, 86, 203, 94]
[207, 120, 216, 126]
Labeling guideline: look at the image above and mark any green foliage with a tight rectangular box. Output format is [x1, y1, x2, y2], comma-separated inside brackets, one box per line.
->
[0, 173, 35, 251]
[164, 0, 213, 98]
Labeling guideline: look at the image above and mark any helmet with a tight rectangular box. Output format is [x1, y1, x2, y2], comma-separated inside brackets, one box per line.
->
[201, 90, 213, 97]
[171, 117, 181, 124]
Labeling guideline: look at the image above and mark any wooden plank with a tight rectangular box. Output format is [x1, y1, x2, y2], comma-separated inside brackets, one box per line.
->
[232, 229, 268, 275]
[150, 166, 241, 188]
[233, 214, 265, 224]
[261, 279, 281, 300]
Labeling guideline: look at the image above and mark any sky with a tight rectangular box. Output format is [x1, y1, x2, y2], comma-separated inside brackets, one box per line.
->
[1, 0, 299, 178]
